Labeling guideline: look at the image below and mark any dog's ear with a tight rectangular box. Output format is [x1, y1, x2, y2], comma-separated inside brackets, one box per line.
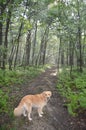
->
[47, 91, 52, 97]
[42, 91, 47, 97]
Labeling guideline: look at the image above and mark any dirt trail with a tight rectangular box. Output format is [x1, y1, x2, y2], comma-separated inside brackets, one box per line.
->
[12, 67, 86, 130]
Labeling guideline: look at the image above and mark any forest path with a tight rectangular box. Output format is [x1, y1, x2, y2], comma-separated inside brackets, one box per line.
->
[12, 66, 85, 130]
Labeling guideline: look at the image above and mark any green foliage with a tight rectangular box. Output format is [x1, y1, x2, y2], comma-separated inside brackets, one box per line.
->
[23, 20, 32, 33]
[78, 94, 86, 108]
[0, 65, 49, 87]
[48, 5, 58, 18]
[57, 68, 86, 116]
[0, 45, 7, 55]
[0, 90, 9, 113]
[0, 69, 23, 86]
[0, 125, 16, 130]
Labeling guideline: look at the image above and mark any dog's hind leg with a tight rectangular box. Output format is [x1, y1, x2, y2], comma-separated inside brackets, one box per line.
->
[22, 103, 28, 117]
[23, 109, 27, 117]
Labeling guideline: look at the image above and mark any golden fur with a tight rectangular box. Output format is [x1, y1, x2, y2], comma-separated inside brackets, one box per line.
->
[14, 91, 52, 121]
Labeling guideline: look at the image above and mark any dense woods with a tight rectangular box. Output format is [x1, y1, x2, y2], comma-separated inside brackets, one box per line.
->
[0, 0, 86, 129]
[0, 0, 85, 70]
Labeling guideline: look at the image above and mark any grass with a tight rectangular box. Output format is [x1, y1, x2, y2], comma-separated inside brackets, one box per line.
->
[57, 67, 86, 116]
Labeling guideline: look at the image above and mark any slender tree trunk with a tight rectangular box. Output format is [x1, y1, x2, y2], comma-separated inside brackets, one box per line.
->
[0, 6, 4, 68]
[57, 38, 62, 72]
[39, 25, 49, 65]
[77, 0, 83, 72]
[82, 30, 86, 66]
[25, 30, 31, 65]
[14, 23, 23, 68]
[61, 48, 64, 66]
[78, 26, 82, 72]
[66, 45, 69, 66]
[9, 43, 16, 70]
[0, 2, 10, 68]
[69, 41, 73, 75]
[2, 10, 11, 69]
[39, 34, 45, 65]
[0, 21, 3, 68]
[43, 28, 49, 65]
[32, 21, 37, 65]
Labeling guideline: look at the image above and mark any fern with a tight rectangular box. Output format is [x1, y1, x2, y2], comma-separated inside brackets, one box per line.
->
[57, 68, 86, 116]
[0, 90, 9, 113]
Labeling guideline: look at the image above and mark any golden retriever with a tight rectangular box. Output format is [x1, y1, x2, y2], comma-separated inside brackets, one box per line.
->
[14, 91, 52, 121]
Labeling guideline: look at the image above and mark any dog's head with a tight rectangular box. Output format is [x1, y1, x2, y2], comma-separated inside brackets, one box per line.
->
[42, 91, 52, 100]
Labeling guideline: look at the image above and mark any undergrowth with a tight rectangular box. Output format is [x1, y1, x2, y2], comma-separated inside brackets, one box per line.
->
[0, 89, 9, 113]
[0, 65, 49, 87]
[57, 68, 86, 116]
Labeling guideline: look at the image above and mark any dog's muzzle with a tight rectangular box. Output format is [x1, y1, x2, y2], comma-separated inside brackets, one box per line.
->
[47, 97, 50, 101]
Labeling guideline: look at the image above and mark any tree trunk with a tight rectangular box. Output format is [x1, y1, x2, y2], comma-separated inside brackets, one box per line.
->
[78, 26, 82, 72]
[2, 10, 11, 69]
[0, 21, 3, 68]
[9, 43, 16, 70]
[25, 30, 31, 65]
[77, 0, 83, 72]
[66, 45, 69, 66]
[0, 5, 4, 68]
[61, 48, 64, 66]
[39, 25, 49, 65]
[32, 21, 37, 65]
[14, 23, 23, 68]
[57, 37, 62, 72]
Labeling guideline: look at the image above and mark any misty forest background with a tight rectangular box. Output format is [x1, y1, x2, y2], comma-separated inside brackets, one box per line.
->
[0, 0, 86, 128]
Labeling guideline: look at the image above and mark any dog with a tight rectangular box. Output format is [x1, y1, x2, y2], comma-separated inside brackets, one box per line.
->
[14, 91, 52, 121]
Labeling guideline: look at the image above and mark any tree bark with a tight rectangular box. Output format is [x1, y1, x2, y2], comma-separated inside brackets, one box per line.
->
[32, 21, 37, 65]
[39, 25, 49, 65]
[77, 0, 83, 72]
[25, 30, 31, 65]
[2, 9, 11, 69]
[14, 23, 23, 68]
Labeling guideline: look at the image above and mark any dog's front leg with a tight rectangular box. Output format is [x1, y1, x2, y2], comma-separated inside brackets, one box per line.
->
[38, 107, 43, 117]
[28, 113, 32, 121]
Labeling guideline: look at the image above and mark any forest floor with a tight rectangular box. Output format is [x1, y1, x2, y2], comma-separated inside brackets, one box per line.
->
[1, 66, 86, 130]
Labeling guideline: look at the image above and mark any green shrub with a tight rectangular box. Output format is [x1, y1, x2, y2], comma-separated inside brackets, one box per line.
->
[0, 65, 47, 86]
[78, 91, 86, 108]
[0, 89, 9, 113]
[57, 68, 86, 116]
